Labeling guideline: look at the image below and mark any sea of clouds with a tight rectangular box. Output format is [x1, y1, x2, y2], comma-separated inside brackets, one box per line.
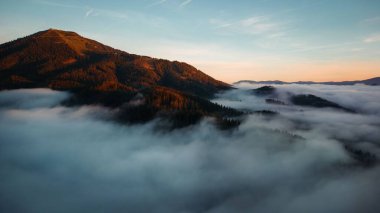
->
[0, 84, 379, 213]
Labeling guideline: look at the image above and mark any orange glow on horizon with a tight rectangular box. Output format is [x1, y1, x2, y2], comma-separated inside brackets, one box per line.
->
[195, 60, 380, 83]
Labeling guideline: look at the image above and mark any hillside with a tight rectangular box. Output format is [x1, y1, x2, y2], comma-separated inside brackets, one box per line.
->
[0, 29, 240, 128]
[0, 29, 230, 97]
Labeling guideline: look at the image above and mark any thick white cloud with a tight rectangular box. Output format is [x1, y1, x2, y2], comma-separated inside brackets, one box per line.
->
[0, 87, 379, 213]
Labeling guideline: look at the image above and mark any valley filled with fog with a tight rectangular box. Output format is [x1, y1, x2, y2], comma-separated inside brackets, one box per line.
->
[1, 84, 379, 213]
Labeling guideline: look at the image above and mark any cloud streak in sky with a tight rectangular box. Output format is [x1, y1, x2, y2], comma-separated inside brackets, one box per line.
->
[35, 0, 81, 9]
[363, 16, 380, 25]
[148, 0, 168, 7]
[180, 0, 192, 8]
[209, 15, 286, 39]
[364, 33, 380, 43]
[85, 9, 94, 17]
[36, 0, 128, 21]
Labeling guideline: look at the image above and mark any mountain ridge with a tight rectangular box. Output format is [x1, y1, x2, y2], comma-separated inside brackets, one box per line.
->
[0, 29, 241, 129]
[235, 77, 380, 86]
[0, 29, 230, 97]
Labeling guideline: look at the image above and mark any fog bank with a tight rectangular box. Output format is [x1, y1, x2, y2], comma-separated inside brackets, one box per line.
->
[0, 86, 379, 213]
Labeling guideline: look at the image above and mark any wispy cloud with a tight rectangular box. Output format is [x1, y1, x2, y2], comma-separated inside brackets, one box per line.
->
[35, 0, 81, 9]
[267, 32, 286, 39]
[363, 17, 380, 25]
[364, 34, 380, 43]
[83, 8, 128, 20]
[289, 42, 356, 53]
[180, 0, 192, 8]
[209, 16, 284, 37]
[148, 0, 168, 7]
[35, 0, 128, 21]
[98, 9, 128, 20]
[85, 9, 94, 17]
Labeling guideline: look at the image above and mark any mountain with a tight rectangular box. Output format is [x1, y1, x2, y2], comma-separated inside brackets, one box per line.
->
[353, 77, 380, 86]
[0, 29, 230, 97]
[0, 29, 241, 128]
[235, 77, 380, 86]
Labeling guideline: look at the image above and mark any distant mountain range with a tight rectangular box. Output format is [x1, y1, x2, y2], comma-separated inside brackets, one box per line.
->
[0, 29, 241, 129]
[235, 77, 380, 86]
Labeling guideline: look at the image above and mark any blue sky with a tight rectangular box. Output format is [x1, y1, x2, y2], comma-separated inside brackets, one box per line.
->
[1, 0, 380, 82]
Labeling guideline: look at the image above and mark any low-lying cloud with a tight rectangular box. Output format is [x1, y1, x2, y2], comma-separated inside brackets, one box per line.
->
[0, 85, 379, 213]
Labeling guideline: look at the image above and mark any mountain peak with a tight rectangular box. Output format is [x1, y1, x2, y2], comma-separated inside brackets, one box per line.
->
[36, 28, 81, 39]
[42, 28, 78, 35]
[0, 29, 230, 98]
[34, 28, 81, 41]
[0, 29, 236, 128]
[29, 28, 113, 55]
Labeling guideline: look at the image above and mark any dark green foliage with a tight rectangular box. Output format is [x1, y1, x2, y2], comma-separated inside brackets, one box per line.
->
[253, 110, 278, 116]
[63, 89, 135, 107]
[165, 111, 204, 129]
[108, 86, 243, 129]
[252, 86, 276, 96]
[216, 118, 241, 130]
[117, 104, 158, 124]
[291, 94, 355, 112]
[344, 145, 377, 167]
[291, 94, 339, 108]
[266, 98, 286, 105]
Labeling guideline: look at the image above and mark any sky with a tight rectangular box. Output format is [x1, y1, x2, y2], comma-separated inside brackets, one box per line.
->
[0, 0, 380, 83]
